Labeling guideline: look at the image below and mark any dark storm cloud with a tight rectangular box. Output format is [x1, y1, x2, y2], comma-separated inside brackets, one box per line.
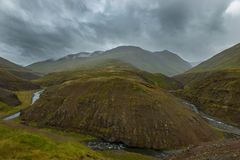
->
[0, 0, 239, 65]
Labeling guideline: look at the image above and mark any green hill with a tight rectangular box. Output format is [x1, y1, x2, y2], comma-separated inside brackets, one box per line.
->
[21, 64, 219, 150]
[186, 43, 240, 73]
[34, 60, 183, 90]
[27, 46, 191, 76]
[0, 57, 40, 80]
[0, 69, 39, 91]
[175, 69, 240, 127]
[175, 43, 240, 127]
[170, 138, 240, 160]
[0, 57, 40, 110]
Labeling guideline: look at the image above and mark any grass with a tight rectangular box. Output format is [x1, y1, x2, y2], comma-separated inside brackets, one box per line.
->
[0, 123, 157, 160]
[0, 90, 34, 117]
[0, 124, 105, 160]
[100, 150, 155, 160]
[34, 64, 182, 90]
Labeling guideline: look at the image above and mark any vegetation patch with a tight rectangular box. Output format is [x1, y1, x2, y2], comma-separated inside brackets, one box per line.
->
[0, 124, 105, 160]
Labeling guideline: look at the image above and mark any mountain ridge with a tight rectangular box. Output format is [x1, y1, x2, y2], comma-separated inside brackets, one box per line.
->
[27, 46, 191, 76]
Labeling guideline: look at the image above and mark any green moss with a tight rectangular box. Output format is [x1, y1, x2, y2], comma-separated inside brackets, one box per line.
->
[0, 124, 105, 160]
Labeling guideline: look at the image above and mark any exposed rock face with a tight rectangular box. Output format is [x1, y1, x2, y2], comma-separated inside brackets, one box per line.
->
[175, 69, 240, 127]
[0, 88, 21, 106]
[21, 77, 219, 150]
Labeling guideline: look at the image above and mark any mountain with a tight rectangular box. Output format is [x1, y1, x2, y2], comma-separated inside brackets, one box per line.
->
[21, 63, 219, 150]
[34, 60, 183, 90]
[0, 57, 40, 80]
[0, 69, 39, 91]
[0, 57, 40, 91]
[186, 43, 240, 73]
[27, 46, 191, 76]
[175, 43, 240, 127]
[0, 57, 40, 108]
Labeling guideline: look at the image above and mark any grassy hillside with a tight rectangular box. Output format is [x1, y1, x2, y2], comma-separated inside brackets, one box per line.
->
[34, 60, 183, 90]
[0, 124, 105, 160]
[0, 57, 40, 80]
[175, 69, 240, 127]
[27, 46, 191, 76]
[175, 43, 240, 127]
[22, 65, 220, 150]
[0, 69, 39, 91]
[186, 43, 240, 73]
[0, 58, 40, 109]
[0, 90, 34, 118]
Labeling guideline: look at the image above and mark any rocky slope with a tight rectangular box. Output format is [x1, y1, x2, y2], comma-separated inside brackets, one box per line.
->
[0, 88, 21, 106]
[0, 57, 40, 108]
[168, 138, 240, 160]
[34, 60, 183, 90]
[27, 46, 191, 76]
[21, 66, 219, 150]
[0, 57, 40, 80]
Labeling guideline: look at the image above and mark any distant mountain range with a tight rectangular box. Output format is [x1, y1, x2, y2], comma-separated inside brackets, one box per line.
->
[27, 46, 192, 76]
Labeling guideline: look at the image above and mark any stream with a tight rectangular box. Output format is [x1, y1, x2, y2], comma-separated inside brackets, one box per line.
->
[3, 90, 44, 121]
[3, 90, 240, 158]
[183, 101, 240, 136]
[87, 101, 240, 158]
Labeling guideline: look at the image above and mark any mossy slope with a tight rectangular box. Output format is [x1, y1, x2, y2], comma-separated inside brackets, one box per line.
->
[22, 67, 219, 150]
[175, 69, 240, 127]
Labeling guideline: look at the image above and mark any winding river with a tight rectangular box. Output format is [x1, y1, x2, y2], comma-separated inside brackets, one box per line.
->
[3, 90, 44, 121]
[3, 90, 240, 158]
[183, 101, 240, 136]
[87, 101, 240, 157]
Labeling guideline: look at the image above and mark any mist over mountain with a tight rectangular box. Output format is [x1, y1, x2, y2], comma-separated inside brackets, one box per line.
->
[27, 46, 191, 76]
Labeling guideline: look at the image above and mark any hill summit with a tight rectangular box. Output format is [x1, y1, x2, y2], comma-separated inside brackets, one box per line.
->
[21, 64, 219, 150]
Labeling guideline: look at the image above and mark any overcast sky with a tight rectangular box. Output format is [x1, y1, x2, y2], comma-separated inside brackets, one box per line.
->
[0, 0, 240, 65]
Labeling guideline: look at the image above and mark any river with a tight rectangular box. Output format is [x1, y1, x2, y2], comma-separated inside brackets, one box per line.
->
[183, 101, 240, 136]
[3, 90, 44, 121]
[3, 90, 240, 158]
[86, 101, 240, 158]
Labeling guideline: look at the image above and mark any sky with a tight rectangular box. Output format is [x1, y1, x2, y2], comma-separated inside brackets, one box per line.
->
[0, 0, 240, 65]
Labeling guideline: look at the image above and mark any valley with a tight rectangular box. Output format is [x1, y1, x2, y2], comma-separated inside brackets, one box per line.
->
[1, 44, 240, 160]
